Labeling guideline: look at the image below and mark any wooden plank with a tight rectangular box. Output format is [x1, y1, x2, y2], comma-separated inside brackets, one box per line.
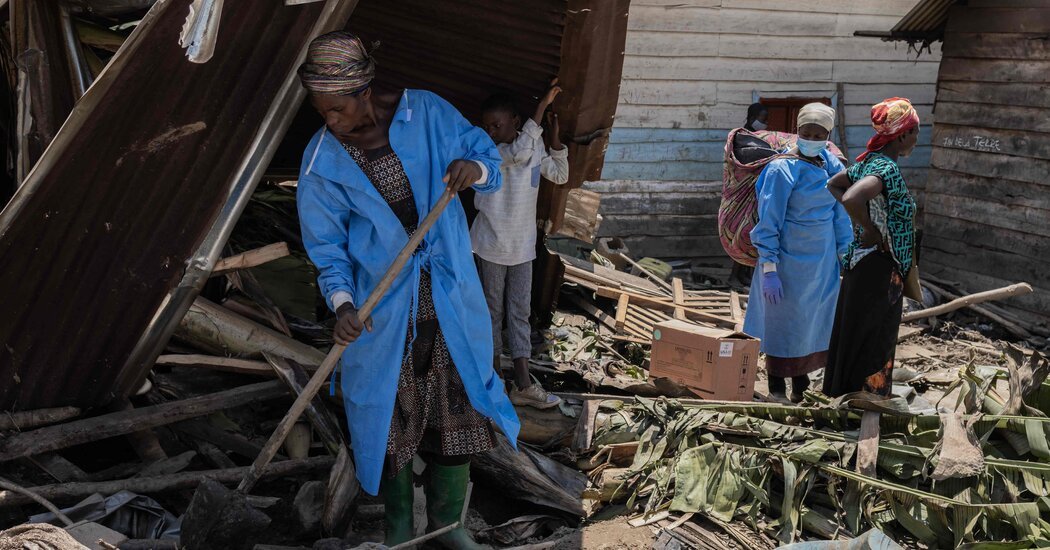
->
[599, 214, 719, 238]
[567, 295, 618, 332]
[925, 168, 1050, 211]
[936, 81, 1050, 110]
[720, 0, 921, 16]
[622, 56, 833, 82]
[212, 242, 291, 276]
[938, 57, 1050, 84]
[730, 290, 743, 322]
[0, 456, 334, 507]
[672, 278, 687, 321]
[595, 190, 721, 215]
[155, 354, 275, 377]
[0, 406, 80, 431]
[560, 255, 663, 294]
[605, 141, 723, 163]
[922, 240, 1046, 291]
[944, 6, 1050, 34]
[933, 123, 1050, 161]
[930, 147, 1050, 187]
[924, 213, 1050, 260]
[624, 32, 941, 60]
[608, 128, 729, 145]
[613, 235, 732, 259]
[596, 286, 735, 326]
[573, 400, 601, 451]
[856, 411, 881, 477]
[0, 381, 288, 462]
[942, 32, 1050, 60]
[924, 192, 1050, 238]
[602, 159, 722, 179]
[626, 6, 842, 35]
[615, 294, 630, 331]
[619, 79, 718, 106]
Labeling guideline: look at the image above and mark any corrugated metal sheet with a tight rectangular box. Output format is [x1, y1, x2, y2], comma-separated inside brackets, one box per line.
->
[891, 0, 958, 34]
[348, 0, 629, 231]
[0, 0, 356, 411]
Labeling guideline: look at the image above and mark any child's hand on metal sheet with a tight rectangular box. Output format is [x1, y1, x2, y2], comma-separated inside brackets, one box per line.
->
[335, 303, 372, 345]
[443, 159, 483, 192]
[541, 78, 562, 108]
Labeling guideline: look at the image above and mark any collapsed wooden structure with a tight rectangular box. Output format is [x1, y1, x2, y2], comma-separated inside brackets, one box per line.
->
[0, 0, 629, 412]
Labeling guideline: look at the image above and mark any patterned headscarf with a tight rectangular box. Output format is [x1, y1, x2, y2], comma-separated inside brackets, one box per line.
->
[298, 31, 376, 96]
[857, 97, 920, 161]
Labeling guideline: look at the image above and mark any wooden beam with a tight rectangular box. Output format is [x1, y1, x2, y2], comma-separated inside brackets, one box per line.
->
[856, 411, 881, 478]
[614, 294, 630, 331]
[0, 456, 334, 507]
[730, 290, 744, 331]
[212, 242, 291, 276]
[0, 381, 288, 462]
[0, 406, 80, 431]
[672, 278, 687, 321]
[156, 354, 275, 377]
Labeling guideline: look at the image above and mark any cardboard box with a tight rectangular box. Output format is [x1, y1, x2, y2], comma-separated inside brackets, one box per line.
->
[649, 319, 760, 401]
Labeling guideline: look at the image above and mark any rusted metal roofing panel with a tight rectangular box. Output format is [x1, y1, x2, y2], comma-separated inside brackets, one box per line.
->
[891, 0, 958, 34]
[855, 0, 958, 41]
[0, 0, 357, 411]
[347, 0, 630, 231]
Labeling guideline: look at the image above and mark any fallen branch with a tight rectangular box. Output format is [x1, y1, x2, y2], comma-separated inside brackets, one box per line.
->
[919, 281, 1033, 339]
[211, 242, 290, 276]
[902, 283, 1033, 323]
[0, 407, 81, 431]
[0, 381, 288, 462]
[0, 457, 334, 507]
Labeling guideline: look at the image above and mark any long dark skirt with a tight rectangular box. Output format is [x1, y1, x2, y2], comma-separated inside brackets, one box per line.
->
[822, 252, 904, 397]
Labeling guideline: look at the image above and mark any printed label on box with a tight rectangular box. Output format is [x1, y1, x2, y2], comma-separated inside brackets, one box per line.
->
[719, 342, 734, 357]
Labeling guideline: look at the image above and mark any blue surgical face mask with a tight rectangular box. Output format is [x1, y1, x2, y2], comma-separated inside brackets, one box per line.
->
[751, 120, 768, 131]
[797, 138, 827, 157]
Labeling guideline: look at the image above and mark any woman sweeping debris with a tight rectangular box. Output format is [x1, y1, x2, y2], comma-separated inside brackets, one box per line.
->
[295, 32, 519, 548]
[823, 97, 920, 397]
[743, 103, 853, 403]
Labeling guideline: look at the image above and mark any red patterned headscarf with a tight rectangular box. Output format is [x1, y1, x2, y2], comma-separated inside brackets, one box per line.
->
[856, 97, 920, 161]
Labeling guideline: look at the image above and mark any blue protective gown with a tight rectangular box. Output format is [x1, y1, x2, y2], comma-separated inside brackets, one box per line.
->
[297, 90, 521, 496]
[743, 148, 852, 358]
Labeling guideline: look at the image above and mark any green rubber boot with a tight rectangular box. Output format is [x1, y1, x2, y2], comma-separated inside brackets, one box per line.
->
[381, 465, 414, 546]
[424, 463, 490, 550]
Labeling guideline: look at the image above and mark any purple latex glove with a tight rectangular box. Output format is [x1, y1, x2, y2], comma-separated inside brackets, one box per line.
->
[762, 271, 783, 305]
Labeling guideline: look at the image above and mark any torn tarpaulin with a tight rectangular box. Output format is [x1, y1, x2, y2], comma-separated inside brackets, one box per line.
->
[30, 491, 180, 540]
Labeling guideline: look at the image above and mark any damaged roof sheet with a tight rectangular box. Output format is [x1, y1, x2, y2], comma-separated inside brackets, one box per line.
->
[0, 0, 354, 410]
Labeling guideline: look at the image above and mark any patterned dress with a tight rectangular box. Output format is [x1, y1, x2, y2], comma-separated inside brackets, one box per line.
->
[823, 152, 915, 397]
[343, 143, 496, 476]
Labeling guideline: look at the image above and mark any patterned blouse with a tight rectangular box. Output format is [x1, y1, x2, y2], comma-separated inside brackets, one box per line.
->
[841, 152, 916, 274]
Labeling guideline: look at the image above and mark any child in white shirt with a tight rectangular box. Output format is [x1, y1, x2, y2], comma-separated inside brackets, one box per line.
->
[473, 81, 569, 409]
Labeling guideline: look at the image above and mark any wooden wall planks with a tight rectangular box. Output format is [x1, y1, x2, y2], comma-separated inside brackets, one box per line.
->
[921, 4, 1050, 324]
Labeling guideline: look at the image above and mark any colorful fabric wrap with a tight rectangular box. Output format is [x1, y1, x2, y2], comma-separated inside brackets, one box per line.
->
[718, 129, 845, 266]
[298, 31, 376, 96]
[857, 97, 919, 161]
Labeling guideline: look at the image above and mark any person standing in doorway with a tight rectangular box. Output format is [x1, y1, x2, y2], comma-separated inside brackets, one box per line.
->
[743, 103, 853, 403]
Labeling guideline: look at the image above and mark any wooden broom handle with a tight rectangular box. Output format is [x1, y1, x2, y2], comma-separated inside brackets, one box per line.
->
[238, 188, 457, 493]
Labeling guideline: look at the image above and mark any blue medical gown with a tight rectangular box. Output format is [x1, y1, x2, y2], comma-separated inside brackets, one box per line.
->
[743, 149, 852, 358]
[297, 90, 521, 495]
